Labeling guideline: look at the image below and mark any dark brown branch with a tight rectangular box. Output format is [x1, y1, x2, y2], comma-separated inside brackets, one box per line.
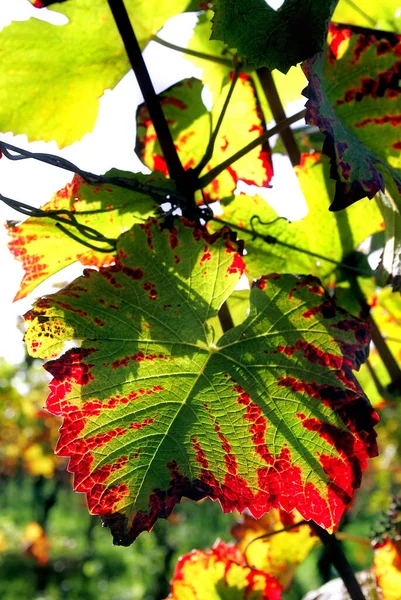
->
[256, 67, 301, 167]
[107, 0, 186, 184]
[310, 523, 366, 600]
[197, 109, 306, 189]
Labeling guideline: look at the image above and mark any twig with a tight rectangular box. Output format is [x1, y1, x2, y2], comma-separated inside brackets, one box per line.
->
[152, 35, 233, 67]
[256, 67, 301, 166]
[310, 523, 367, 600]
[197, 109, 306, 189]
[194, 64, 241, 177]
[106, 0, 186, 184]
[0, 140, 186, 206]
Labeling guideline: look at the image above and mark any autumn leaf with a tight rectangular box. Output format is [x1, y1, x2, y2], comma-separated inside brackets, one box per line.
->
[231, 510, 318, 590]
[211, 0, 337, 73]
[7, 169, 162, 300]
[25, 219, 378, 545]
[0, 0, 196, 145]
[302, 23, 401, 210]
[167, 541, 282, 599]
[136, 77, 272, 201]
[374, 539, 401, 600]
[22, 522, 50, 567]
[212, 153, 382, 282]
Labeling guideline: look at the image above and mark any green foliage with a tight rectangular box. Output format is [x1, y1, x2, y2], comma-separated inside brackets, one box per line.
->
[211, 0, 337, 72]
[0, 0, 196, 146]
[303, 23, 401, 210]
[2, 0, 401, 597]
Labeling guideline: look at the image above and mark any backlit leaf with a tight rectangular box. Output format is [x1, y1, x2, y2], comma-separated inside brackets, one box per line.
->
[136, 77, 272, 201]
[302, 23, 401, 210]
[374, 539, 401, 600]
[333, 0, 401, 32]
[24, 219, 378, 545]
[7, 169, 161, 300]
[0, 0, 196, 146]
[212, 153, 382, 281]
[167, 540, 282, 599]
[231, 510, 318, 590]
[211, 0, 337, 73]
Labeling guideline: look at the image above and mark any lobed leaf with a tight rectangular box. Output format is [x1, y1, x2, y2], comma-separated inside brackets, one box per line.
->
[167, 540, 282, 599]
[211, 0, 337, 73]
[212, 153, 382, 282]
[302, 23, 401, 210]
[0, 0, 196, 146]
[25, 219, 378, 545]
[7, 169, 162, 300]
[135, 76, 272, 201]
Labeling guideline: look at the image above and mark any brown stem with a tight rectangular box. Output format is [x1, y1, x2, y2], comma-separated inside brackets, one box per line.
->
[107, 0, 186, 184]
[256, 67, 301, 166]
[152, 35, 233, 67]
[310, 523, 367, 600]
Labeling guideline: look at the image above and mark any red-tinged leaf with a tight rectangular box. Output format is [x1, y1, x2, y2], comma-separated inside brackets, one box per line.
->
[302, 23, 401, 210]
[374, 539, 401, 600]
[7, 169, 163, 300]
[24, 219, 378, 545]
[231, 510, 318, 590]
[136, 77, 272, 201]
[167, 541, 282, 600]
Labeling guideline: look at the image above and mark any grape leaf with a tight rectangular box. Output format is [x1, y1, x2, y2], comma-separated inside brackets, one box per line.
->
[24, 218, 378, 545]
[212, 153, 382, 282]
[186, 10, 307, 123]
[211, 0, 337, 73]
[231, 510, 318, 590]
[374, 539, 401, 600]
[0, 0, 196, 146]
[168, 540, 282, 599]
[302, 23, 401, 210]
[333, 0, 401, 32]
[7, 169, 162, 300]
[136, 77, 272, 201]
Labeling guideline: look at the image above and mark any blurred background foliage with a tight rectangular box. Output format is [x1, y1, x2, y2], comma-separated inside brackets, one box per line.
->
[1, 346, 401, 599]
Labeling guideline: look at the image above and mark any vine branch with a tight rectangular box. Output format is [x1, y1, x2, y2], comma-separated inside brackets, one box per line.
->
[197, 109, 306, 189]
[256, 67, 301, 166]
[107, 0, 186, 185]
[309, 523, 367, 600]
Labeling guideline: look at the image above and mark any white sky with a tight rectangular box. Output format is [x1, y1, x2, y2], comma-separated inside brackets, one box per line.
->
[0, 0, 304, 364]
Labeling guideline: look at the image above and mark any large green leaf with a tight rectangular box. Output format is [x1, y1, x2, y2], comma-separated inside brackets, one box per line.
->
[211, 0, 337, 73]
[136, 77, 272, 201]
[302, 23, 401, 210]
[24, 218, 378, 545]
[7, 169, 164, 300]
[213, 152, 382, 282]
[0, 0, 195, 146]
[333, 0, 401, 31]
